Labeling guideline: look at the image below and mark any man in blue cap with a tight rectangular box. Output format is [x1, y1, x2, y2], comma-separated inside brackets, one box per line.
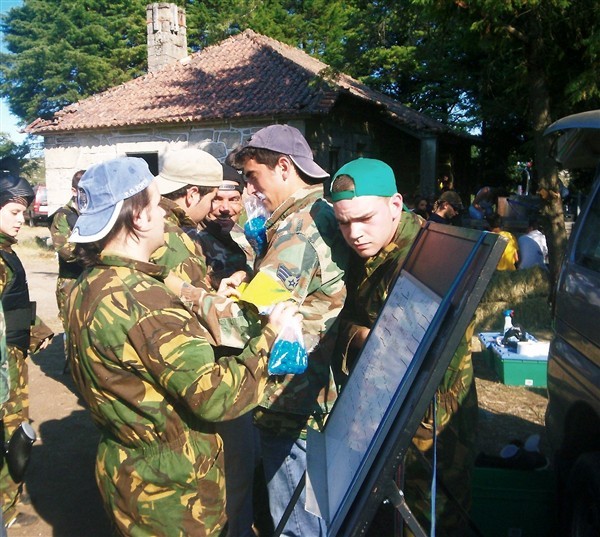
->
[331, 158, 477, 537]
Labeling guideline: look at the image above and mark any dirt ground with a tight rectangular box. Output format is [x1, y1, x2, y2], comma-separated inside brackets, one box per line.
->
[7, 224, 552, 537]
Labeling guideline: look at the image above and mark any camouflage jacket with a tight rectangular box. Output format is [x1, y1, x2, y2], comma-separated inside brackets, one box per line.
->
[151, 198, 208, 285]
[66, 252, 279, 450]
[249, 185, 349, 434]
[186, 219, 253, 290]
[50, 200, 78, 259]
[338, 211, 475, 439]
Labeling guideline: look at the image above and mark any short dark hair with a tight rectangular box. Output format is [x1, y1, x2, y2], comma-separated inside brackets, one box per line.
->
[330, 174, 356, 193]
[226, 146, 317, 184]
[486, 212, 503, 229]
[162, 184, 215, 201]
[72, 170, 86, 189]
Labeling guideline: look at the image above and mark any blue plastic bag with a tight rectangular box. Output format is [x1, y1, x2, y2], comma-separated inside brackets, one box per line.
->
[268, 315, 308, 375]
[244, 196, 269, 257]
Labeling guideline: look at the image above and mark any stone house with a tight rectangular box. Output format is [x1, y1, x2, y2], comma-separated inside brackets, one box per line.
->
[26, 3, 476, 213]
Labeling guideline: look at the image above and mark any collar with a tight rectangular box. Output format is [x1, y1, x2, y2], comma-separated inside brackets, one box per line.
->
[0, 233, 17, 250]
[98, 251, 170, 280]
[266, 184, 324, 229]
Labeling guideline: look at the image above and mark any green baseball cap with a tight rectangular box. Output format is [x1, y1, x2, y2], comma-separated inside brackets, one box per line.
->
[330, 158, 397, 202]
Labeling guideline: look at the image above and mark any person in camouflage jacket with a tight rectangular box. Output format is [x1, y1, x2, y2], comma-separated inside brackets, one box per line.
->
[152, 196, 209, 286]
[66, 157, 299, 537]
[184, 164, 260, 537]
[226, 125, 348, 537]
[0, 167, 53, 529]
[187, 164, 253, 291]
[332, 158, 478, 537]
[50, 170, 86, 333]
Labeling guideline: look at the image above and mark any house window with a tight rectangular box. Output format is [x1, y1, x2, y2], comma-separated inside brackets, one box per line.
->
[127, 152, 159, 176]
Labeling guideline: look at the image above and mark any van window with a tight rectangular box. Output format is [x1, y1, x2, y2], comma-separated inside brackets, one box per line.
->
[574, 190, 600, 273]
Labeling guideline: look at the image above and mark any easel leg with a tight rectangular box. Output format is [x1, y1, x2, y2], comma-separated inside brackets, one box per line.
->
[383, 479, 428, 537]
[272, 472, 305, 537]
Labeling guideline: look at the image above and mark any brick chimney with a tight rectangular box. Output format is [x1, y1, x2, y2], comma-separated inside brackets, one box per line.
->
[146, 3, 187, 73]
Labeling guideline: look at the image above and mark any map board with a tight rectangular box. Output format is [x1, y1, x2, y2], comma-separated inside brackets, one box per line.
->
[305, 223, 505, 536]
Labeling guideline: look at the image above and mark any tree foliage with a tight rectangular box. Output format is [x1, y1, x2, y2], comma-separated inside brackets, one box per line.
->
[0, 0, 148, 122]
[0, 132, 41, 181]
[2, 0, 600, 281]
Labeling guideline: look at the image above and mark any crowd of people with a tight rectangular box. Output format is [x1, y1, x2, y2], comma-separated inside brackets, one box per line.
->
[1, 126, 549, 537]
[408, 187, 549, 272]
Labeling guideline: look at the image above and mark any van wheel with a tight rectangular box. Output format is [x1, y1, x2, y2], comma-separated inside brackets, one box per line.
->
[564, 452, 600, 537]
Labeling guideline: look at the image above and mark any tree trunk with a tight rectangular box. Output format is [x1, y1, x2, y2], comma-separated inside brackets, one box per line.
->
[527, 28, 567, 303]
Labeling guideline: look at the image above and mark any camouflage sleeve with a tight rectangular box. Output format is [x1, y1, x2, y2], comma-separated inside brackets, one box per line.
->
[249, 230, 319, 307]
[0, 262, 7, 294]
[122, 287, 277, 421]
[184, 283, 262, 349]
[0, 301, 8, 410]
[50, 209, 77, 262]
[151, 223, 208, 285]
[29, 316, 54, 355]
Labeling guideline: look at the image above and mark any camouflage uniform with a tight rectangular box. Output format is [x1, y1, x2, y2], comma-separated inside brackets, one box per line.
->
[187, 217, 259, 537]
[237, 185, 347, 536]
[0, 301, 7, 408]
[0, 233, 53, 523]
[187, 219, 253, 290]
[0, 300, 6, 534]
[249, 185, 348, 434]
[338, 210, 478, 536]
[50, 199, 84, 328]
[151, 197, 208, 286]
[66, 252, 282, 537]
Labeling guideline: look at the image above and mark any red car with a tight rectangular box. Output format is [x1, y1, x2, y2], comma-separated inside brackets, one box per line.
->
[24, 184, 49, 226]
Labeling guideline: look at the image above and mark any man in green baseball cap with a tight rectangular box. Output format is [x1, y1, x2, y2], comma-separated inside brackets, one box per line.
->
[332, 157, 477, 536]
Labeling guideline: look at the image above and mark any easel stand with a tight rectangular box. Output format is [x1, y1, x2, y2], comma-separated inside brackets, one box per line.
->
[278, 225, 505, 536]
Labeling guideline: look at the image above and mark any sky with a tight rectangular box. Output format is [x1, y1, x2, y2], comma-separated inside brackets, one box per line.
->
[0, 0, 26, 143]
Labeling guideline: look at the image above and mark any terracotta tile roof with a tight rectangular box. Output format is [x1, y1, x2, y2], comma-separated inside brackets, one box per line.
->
[25, 29, 449, 135]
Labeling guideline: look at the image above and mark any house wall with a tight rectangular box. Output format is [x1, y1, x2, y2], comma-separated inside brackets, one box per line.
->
[44, 112, 467, 213]
[43, 121, 304, 213]
[307, 103, 426, 199]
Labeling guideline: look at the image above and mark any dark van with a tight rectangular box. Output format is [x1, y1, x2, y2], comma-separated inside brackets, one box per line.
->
[24, 184, 49, 226]
[544, 110, 600, 535]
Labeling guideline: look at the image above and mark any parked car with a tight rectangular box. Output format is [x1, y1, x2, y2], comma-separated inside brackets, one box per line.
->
[544, 110, 600, 536]
[24, 184, 49, 226]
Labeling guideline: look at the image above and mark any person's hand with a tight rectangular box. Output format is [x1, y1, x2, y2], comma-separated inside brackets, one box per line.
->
[217, 270, 249, 298]
[179, 282, 202, 307]
[267, 301, 301, 333]
[39, 335, 53, 351]
[350, 325, 370, 349]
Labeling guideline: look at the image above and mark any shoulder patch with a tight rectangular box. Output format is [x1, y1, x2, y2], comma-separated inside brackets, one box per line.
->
[277, 264, 300, 291]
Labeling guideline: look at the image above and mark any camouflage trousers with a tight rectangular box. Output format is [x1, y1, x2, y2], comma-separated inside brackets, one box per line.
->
[0, 347, 29, 522]
[96, 431, 227, 537]
[56, 277, 77, 330]
[403, 381, 479, 537]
